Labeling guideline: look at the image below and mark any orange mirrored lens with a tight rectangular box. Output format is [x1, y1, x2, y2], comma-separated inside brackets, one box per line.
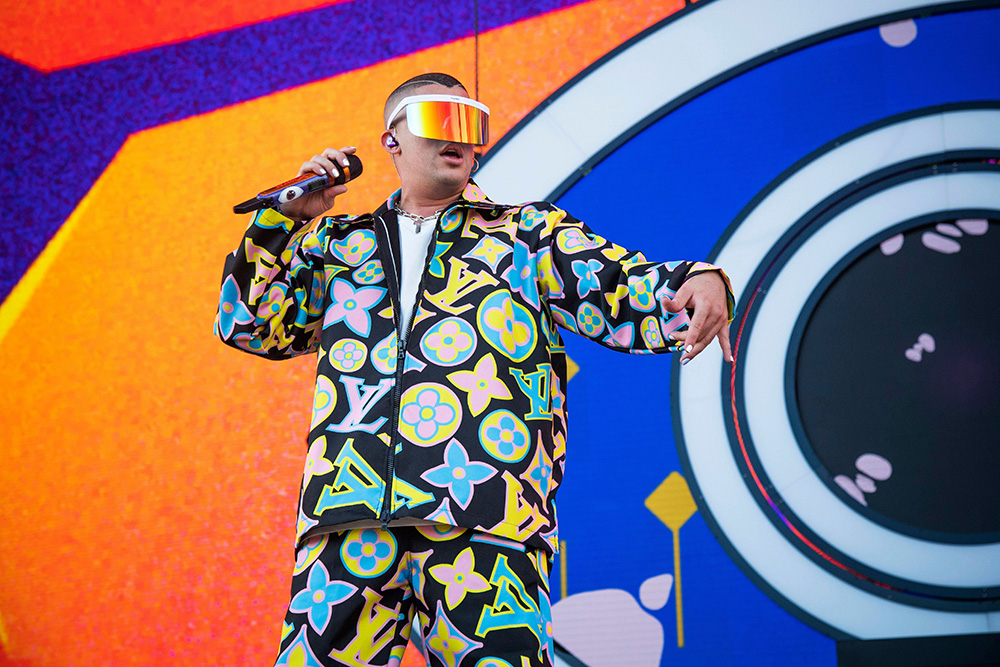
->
[405, 101, 489, 145]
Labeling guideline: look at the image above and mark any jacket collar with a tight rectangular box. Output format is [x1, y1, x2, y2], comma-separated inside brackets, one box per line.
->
[376, 180, 500, 217]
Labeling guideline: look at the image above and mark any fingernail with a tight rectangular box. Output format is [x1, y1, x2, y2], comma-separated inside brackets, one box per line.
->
[685, 345, 693, 353]
[667, 334, 676, 341]
[331, 167, 340, 178]
[342, 158, 350, 166]
[681, 358, 690, 366]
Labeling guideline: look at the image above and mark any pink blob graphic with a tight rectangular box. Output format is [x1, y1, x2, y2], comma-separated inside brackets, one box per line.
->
[917, 333, 935, 352]
[856, 453, 892, 481]
[905, 347, 922, 362]
[855, 473, 877, 494]
[956, 219, 988, 236]
[921, 231, 961, 254]
[935, 223, 963, 238]
[880, 234, 904, 256]
[835, 475, 867, 505]
[639, 573, 674, 611]
[879, 19, 917, 47]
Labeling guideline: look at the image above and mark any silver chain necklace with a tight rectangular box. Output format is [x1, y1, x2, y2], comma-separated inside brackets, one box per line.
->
[394, 204, 442, 232]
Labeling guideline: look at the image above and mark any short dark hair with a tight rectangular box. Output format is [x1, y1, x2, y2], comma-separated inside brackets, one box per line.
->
[383, 73, 467, 127]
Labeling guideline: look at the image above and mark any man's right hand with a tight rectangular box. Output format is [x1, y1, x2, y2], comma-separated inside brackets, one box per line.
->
[278, 146, 357, 221]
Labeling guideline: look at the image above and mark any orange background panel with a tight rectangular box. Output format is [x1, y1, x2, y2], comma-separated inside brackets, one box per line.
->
[0, 0, 685, 664]
[0, 0, 351, 70]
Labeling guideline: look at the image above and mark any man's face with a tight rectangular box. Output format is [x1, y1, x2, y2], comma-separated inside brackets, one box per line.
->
[388, 83, 477, 197]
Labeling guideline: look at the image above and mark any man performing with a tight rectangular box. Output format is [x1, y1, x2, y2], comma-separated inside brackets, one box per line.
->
[215, 73, 733, 667]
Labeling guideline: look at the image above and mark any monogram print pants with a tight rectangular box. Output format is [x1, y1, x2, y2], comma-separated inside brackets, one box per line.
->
[274, 525, 554, 667]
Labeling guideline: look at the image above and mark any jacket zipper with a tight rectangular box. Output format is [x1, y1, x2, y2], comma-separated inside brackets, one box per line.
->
[378, 210, 446, 529]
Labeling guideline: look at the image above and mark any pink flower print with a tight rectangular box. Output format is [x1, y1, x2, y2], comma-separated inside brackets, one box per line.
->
[420, 318, 476, 366]
[332, 229, 376, 266]
[429, 547, 492, 609]
[447, 353, 512, 416]
[287, 561, 356, 634]
[422, 439, 497, 510]
[399, 384, 462, 446]
[323, 278, 385, 336]
[328, 339, 367, 372]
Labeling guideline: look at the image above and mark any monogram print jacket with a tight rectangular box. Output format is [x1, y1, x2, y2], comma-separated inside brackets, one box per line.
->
[215, 181, 733, 553]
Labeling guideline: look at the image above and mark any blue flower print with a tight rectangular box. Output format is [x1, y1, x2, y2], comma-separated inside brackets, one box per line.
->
[479, 410, 531, 463]
[288, 561, 356, 634]
[502, 241, 541, 310]
[422, 439, 497, 510]
[216, 275, 254, 339]
[341, 529, 398, 578]
[571, 258, 604, 298]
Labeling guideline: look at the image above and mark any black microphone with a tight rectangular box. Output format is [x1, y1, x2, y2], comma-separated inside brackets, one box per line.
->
[233, 154, 364, 214]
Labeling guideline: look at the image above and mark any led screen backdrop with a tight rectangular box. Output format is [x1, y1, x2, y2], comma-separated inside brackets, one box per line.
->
[2, 1, 998, 666]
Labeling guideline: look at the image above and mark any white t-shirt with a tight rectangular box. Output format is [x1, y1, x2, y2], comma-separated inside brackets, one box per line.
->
[396, 211, 438, 342]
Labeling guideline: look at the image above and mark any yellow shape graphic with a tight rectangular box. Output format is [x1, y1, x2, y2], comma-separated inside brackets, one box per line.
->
[565, 355, 579, 382]
[645, 471, 697, 648]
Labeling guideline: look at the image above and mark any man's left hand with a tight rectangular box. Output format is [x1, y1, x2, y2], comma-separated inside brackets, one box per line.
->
[660, 271, 733, 365]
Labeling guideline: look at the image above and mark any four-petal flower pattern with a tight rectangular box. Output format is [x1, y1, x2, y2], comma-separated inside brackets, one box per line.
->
[216, 275, 254, 339]
[422, 439, 497, 510]
[287, 561, 357, 634]
[428, 546, 492, 610]
[447, 353, 513, 416]
[323, 278, 386, 336]
[399, 383, 462, 446]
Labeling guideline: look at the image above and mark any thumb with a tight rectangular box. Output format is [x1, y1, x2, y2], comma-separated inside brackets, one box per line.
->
[660, 294, 685, 313]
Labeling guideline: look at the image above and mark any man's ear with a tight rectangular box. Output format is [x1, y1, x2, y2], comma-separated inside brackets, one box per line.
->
[380, 130, 400, 152]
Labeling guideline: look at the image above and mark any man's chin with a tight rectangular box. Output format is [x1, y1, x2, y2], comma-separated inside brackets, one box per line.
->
[435, 169, 472, 188]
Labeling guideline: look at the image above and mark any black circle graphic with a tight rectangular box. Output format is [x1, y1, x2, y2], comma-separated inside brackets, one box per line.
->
[793, 218, 1000, 542]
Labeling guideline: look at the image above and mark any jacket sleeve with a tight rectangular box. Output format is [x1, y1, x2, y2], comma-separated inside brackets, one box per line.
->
[214, 208, 330, 359]
[532, 204, 734, 354]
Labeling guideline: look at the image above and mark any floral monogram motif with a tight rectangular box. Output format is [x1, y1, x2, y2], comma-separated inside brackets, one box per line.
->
[287, 561, 357, 633]
[447, 353, 512, 416]
[420, 318, 477, 367]
[328, 339, 368, 373]
[399, 383, 462, 446]
[323, 279, 385, 336]
[479, 410, 531, 463]
[340, 529, 397, 579]
[428, 546, 492, 609]
[422, 439, 497, 510]
[477, 291, 537, 362]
